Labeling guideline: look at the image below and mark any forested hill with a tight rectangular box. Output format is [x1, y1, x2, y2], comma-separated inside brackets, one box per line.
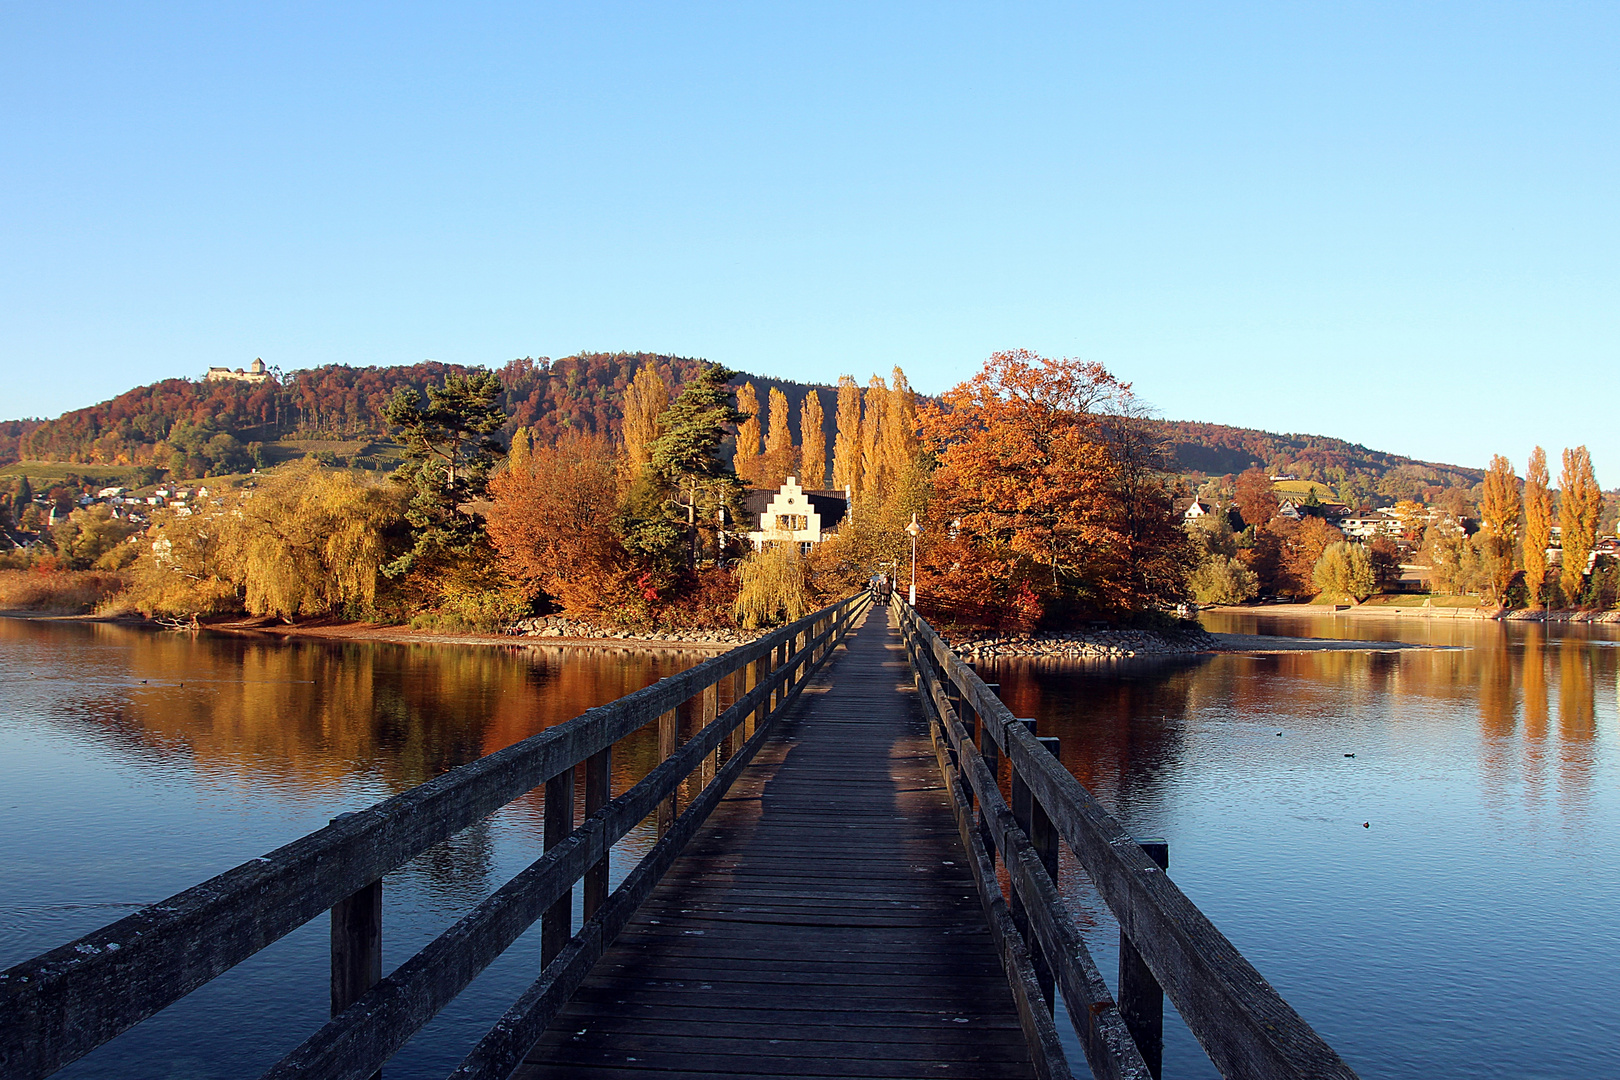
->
[0, 354, 833, 475]
[1158, 420, 1482, 493]
[3, 356, 1479, 497]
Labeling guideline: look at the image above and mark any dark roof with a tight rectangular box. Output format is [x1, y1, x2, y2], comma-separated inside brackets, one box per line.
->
[740, 486, 849, 532]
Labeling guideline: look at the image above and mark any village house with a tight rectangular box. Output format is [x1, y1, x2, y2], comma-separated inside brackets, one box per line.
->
[1174, 497, 1212, 521]
[744, 477, 849, 554]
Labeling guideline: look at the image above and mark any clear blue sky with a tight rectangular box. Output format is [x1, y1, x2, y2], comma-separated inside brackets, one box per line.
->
[2, 3, 1616, 483]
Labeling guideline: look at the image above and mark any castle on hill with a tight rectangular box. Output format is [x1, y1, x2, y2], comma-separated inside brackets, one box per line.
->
[205, 358, 269, 384]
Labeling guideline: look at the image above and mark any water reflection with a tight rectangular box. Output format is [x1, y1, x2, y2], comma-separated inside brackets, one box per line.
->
[985, 612, 1619, 1080]
[0, 617, 711, 1080]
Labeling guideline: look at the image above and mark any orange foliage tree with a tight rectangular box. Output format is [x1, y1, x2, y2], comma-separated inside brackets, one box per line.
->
[486, 431, 626, 617]
[920, 350, 1192, 626]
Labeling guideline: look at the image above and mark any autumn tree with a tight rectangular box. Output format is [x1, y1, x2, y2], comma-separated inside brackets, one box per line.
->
[1560, 446, 1602, 604]
[487, 430, 624, 616]
[1478, 454, 1521, 602]
[382, 371, 506, 577]
[1186, 512, 1257, 605]
[859, 375, 889, 499]
[882, 367, 920, 485]
[1233, 468, 1278, 529]
[831, 376, 862, 495]
[799, 390, 826, 489]
[1523, 447, 1552, 605]
[734, 543, 811, 628]
[762, 387, 794, 489]
[1313, 541, 1375, 602]
[621, 364, 670, 475]
[225, 460, 403, 618]
[51, 505, 139, 570]
[921, 350, 1188, 622]
[733, 382, 763, 486]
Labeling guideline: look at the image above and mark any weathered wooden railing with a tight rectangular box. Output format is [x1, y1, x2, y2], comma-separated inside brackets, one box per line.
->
[0, 592, 870, 1080]
[892, 596, 1360, 1080]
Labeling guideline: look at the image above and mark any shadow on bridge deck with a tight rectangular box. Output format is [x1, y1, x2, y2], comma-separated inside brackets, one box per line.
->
[515, 606, 1034, 1080]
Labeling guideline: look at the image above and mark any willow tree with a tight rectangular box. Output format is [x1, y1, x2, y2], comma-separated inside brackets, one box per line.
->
[763, 387, 794, 489]
[1523, 447, 1552, 605]
[832, 376, 862, 495]
[733, 382, 762, 486]
[799, 390, 826, 489]
[733, 542, 811, 628]
[1479, 454, 1521, 602]
[1559, 446, 1602, 604]
[621, 364, 670, 474]
[227, 460, 402, 618]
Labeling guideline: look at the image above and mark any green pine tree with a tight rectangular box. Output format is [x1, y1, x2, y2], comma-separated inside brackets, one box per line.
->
[643, 364, 747, 568]
[382, 372, 506, 576]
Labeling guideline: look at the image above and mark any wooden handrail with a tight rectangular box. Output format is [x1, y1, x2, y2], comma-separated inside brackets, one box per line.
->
[0, 594, 869, 1080]
[891, 597, 1360, 1080]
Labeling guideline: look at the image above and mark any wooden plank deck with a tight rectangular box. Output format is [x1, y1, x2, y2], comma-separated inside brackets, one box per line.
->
[514, 605, 1035, 1080]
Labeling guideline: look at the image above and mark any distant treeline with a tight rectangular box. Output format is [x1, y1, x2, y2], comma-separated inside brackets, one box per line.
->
[7, 356, 1486, 502]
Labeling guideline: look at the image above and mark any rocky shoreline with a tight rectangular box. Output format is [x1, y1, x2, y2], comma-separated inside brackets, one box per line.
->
[506, 615, 763, 647]
[944, 626, 1218, 661]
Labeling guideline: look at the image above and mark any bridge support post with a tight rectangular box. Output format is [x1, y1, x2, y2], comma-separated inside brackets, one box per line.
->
[1120, 838, 1170, 1079]
[1030, 734, 1061, 1007]
[541, 765, 576, 967]
[583, 747, 611, 919]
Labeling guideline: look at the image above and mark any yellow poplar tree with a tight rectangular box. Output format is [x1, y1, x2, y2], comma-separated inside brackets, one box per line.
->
[622, 364, 670, 474]
[734, 382, 763, 486]
[832, 375, 862, 495]
[859, 375, 889, 499]
[1559, 445, 1602, 604]
[1523, 447, 1552, 605]
[1479, 453, 1520, 602]
[799, 390, 826, 489]
[882, 366, 919, 483]
[763, 387, 794, 489]
[508, 426, 533, 476]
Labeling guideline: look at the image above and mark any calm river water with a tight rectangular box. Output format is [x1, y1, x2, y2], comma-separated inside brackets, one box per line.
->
[2, 613, 1616, 1079]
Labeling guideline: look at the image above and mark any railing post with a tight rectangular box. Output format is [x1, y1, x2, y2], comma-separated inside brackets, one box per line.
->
[541, 765, 575, 968]
[656, 709, 677, 837]
[976, 686, 1002, 861]
[582, 746, 611, 920]
[329, 814, 381, 1051]
[1120, 837, 1170, 1079]
[700, 679, 719, 788]
[1009, 719, 1050, 1002]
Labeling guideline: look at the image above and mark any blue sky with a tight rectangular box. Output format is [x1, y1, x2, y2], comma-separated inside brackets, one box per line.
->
[2, 3, 1616, 483]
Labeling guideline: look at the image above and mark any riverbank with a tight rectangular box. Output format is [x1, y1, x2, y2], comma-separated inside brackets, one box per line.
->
[1209, 602, 1620, 623]
[0, 610, 754, 652]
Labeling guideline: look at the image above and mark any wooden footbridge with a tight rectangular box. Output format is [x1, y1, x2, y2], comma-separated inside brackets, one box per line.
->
[1, 596, 1359, 1080]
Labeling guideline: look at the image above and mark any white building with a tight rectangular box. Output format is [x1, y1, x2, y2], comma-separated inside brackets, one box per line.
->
[744, 477, 850, 554]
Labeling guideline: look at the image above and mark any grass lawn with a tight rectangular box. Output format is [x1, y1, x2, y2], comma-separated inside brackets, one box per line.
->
[1271, 479, 1337, 500]
[0, 461, 138, 483]
[1361, 593, 1482, 608]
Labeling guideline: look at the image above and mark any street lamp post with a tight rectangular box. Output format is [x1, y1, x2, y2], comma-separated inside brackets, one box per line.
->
[905, 512, 920, 607]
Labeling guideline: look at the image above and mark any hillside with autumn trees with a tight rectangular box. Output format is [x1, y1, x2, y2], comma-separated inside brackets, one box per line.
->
[5, 356, 1483, 504]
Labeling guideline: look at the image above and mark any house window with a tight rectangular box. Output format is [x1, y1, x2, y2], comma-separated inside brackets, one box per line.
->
[776, 514, 808, 531]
